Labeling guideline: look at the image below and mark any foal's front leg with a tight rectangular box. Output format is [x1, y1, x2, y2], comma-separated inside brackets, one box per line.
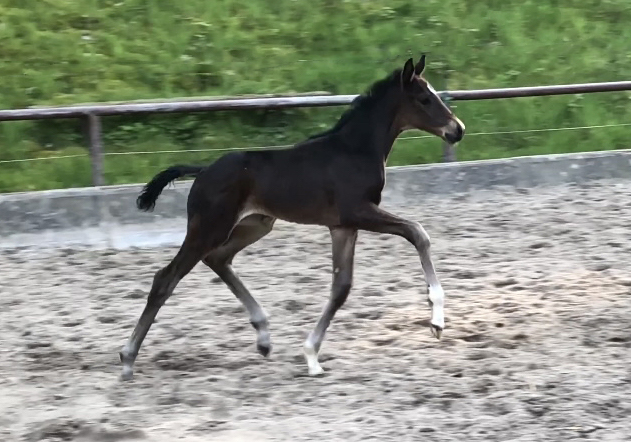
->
[304, 227, 357, 376]
[346, 204, 445, 338]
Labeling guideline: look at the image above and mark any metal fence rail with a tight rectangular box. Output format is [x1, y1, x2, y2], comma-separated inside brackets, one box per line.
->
[1, 81, 631, 185]
[447, 81, 631, 100]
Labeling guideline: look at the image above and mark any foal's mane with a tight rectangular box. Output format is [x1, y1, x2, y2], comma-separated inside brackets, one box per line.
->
[306, 68, 403, 140]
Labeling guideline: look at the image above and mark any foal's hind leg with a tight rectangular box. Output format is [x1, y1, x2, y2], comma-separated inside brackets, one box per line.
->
[304, 227, 357, 376]
[203, 215, 275, 357]
[119, 216, 219, 380]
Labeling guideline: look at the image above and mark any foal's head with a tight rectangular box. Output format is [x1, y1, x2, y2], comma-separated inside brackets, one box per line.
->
[396, 55, 465, 144]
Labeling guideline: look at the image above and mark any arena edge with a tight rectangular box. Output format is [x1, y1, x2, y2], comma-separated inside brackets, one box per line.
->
[1, 149, 631, 250]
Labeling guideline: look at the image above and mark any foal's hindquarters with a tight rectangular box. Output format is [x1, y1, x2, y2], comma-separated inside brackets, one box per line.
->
[120, 155, 277, 380]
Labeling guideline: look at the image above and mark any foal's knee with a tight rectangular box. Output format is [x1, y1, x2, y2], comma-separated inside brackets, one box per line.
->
[408, 221, 431, 250]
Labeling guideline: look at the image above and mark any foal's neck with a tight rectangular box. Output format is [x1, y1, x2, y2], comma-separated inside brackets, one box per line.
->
[337, 89, 404, 162]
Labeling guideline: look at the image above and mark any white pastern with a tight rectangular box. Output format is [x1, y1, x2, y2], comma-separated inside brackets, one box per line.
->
[303, 340, 324, 376]
[428, 285, 445, 330]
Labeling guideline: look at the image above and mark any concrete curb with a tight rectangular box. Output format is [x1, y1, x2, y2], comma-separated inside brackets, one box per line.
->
[2, 149, 630, 249]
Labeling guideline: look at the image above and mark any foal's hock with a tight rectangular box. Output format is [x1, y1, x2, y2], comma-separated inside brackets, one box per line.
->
[120, 55, 465, 380]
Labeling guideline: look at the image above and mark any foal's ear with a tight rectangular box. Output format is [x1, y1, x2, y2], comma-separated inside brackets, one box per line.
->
[414, 54, 426, 75]
[401, 57, 415, 84]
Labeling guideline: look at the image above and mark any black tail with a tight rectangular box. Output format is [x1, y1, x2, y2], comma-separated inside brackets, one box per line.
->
[136, 165, 205, 212]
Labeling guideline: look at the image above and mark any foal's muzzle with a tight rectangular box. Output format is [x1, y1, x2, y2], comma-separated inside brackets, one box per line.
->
[443, 117, 465, 144]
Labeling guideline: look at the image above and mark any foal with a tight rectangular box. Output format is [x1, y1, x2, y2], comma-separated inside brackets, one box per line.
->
[120, 55, 465, 379]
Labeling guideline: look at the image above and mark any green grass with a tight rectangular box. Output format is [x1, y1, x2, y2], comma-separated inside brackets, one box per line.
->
[1, 0, 631, 192]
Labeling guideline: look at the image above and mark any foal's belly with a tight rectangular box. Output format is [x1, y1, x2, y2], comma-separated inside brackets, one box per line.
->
[251, 169, 339, 226]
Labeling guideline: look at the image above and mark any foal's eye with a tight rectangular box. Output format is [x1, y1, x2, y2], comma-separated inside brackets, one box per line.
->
[419, 97, 431, 106]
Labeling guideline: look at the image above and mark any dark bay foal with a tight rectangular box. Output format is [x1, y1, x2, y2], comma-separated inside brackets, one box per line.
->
[120, 55, 465, 379]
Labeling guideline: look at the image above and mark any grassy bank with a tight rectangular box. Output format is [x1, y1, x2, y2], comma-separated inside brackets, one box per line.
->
[1, 0, 630, 192]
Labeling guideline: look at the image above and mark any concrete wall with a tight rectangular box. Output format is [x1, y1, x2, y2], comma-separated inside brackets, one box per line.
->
[1, 149, 630, 250]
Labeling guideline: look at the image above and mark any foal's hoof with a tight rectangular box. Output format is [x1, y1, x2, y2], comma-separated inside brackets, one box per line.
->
[121, 366, 134, 381]
[119, 350, 136, 381]
[308, 365, 325, 377]
[257, 342, 272, 358]
[430, 324, 443, 340]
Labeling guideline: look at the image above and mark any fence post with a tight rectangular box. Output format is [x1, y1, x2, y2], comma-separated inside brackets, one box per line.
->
[439, 91, 457, 162]
[442, 141, 456, 163]
[86, 113, 104, 186]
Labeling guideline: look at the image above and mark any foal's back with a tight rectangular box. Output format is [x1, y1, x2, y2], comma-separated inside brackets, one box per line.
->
[189, 135, 356, 226]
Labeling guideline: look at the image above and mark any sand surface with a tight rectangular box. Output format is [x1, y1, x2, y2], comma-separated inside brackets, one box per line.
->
[1, 179, 630, 441]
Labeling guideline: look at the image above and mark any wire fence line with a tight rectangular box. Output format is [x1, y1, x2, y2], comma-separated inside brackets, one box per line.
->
[1, 80, 631, 184]
[1, 121, 630, 165]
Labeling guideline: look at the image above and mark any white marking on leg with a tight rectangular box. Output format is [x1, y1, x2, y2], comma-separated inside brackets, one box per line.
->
[410, 221, 445, 337]
[248, 307, 271, 353]
[303, 337, 324, 376]
[428, 285, 445, 330]
[120, 344, 136, 380]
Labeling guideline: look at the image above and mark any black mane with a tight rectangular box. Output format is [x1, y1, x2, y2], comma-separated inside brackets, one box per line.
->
[306, 68, 403, 141]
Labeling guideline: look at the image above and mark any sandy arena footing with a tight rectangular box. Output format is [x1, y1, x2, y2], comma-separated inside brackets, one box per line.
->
[0, 179, 630, 441]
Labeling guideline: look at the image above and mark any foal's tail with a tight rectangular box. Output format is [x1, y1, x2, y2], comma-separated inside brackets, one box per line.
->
[136, 165, 205, 212]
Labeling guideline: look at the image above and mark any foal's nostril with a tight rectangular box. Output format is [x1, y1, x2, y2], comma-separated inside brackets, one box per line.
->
[445, 124, 464, 144]
[455, 124, 464, 139]
[449, 123, 464, 143]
